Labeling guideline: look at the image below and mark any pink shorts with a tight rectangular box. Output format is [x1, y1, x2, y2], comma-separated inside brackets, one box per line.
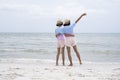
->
[57, 39, 65, 48]
[65, 37, 76, 47]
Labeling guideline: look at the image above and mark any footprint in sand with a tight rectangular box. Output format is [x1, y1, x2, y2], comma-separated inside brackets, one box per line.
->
[44, 68, 49, 70]
[14, 77, 31, 80]
[113, 68, 120, 71]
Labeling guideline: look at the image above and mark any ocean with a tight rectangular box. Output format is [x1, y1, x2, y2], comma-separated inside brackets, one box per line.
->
[0, 33, 120, 62]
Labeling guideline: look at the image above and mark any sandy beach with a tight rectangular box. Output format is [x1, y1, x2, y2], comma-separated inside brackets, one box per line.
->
[0, 59, 119, 80]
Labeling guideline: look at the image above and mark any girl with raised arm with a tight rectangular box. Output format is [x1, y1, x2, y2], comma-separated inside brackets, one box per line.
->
[63, 13, 87, 66]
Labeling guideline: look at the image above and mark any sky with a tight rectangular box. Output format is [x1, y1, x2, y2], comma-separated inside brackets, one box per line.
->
[0, 0, 120, 33]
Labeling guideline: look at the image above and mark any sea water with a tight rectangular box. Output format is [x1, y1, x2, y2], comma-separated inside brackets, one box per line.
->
[0, 33, 120, 62]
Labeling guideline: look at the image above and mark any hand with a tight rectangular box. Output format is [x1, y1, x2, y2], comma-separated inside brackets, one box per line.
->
[75, 13, 87, 23]
[81, 13, 87, 16]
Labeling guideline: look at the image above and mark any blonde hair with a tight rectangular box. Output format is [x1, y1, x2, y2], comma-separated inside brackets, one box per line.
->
[56, 20, 63, 26]
[64, 19, 70, 26]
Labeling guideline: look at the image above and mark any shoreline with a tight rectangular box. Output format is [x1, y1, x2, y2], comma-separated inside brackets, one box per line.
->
[0, 58, 120, 80]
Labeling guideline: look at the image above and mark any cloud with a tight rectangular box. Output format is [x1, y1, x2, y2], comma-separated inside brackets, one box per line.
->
[0, 0, 100, 18]
[0, 0, 120, 33]
[0, 0, 110, 19]
[0, 3, 45, 17]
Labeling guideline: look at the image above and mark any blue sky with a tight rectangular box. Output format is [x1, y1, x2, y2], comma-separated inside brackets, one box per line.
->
[0, 0, 120, 33]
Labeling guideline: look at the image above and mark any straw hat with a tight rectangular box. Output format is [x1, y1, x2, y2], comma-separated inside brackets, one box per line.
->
[64, 19, 70, 25]
[56, 20, 63, 26]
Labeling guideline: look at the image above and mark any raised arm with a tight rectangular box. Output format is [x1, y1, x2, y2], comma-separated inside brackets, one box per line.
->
[75, 13, 87, 23]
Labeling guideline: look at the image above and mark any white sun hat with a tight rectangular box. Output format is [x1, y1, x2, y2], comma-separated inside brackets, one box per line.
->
[64, 19, 70, 25]
[56, 20, 63, 26]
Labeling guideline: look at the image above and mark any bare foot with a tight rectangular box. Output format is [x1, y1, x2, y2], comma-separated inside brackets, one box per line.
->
[56, 64, 58, 66]
[80, 61, 82, 65]
[68, 64, 73, 66]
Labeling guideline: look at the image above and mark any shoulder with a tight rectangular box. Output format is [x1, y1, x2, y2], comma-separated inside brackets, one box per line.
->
[55, 28, 58, 31]
[55, 28, 59, 33]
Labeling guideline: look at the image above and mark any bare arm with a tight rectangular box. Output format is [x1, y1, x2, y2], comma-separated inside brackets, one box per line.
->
[64, 33, 75, 37]
[75, 13, 87, 23]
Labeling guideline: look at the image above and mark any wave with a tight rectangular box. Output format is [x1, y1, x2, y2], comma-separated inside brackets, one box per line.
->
[0, 48, 49, 53]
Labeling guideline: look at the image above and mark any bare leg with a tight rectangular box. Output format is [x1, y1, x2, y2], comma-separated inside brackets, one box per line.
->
[56, 48, 60, 66]
[73, 45, 82, 64]
[66, 47, 73, 66]
[62, 46, 65, 66]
